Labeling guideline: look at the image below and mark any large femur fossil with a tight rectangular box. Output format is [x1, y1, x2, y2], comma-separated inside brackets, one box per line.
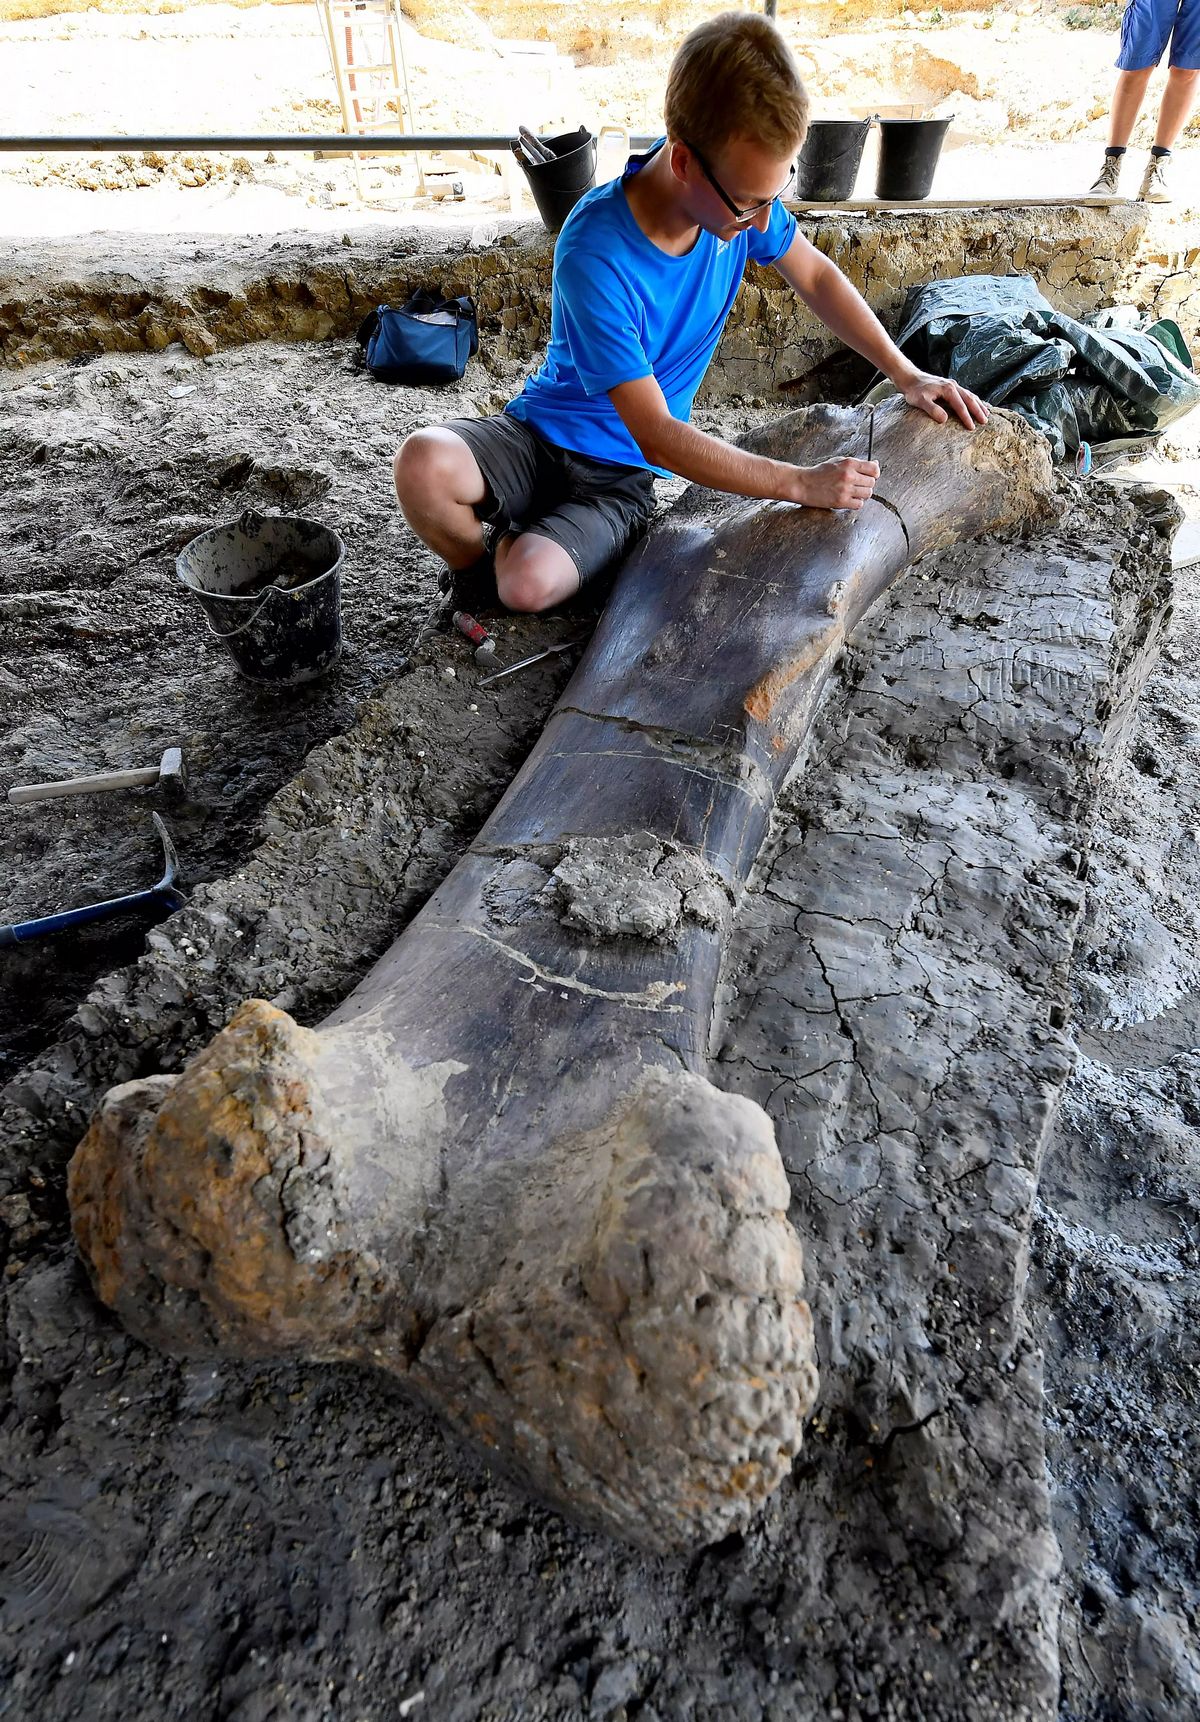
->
[70, 402, 1055, 1552]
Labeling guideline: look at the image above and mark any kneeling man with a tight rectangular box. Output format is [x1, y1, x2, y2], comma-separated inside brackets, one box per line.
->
[394, 10, 987, 615]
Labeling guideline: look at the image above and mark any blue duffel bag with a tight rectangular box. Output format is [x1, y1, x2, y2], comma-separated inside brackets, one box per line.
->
[356, 289, 478, 384]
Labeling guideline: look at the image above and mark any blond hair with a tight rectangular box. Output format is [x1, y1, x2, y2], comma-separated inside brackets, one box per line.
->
[664, 12, 809, 158]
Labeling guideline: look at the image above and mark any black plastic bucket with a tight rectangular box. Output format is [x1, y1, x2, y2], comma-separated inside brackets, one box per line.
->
[513, 126, 597, 233]
[795, 118, 872, 202]
[177, 510, 344, 686]
[875, 117, 952, 200]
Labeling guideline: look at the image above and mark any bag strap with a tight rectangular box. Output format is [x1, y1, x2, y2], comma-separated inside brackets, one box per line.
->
[454, 295, 479, 355]
[355, 307, 382, 348]
[400, 289, 476, 323]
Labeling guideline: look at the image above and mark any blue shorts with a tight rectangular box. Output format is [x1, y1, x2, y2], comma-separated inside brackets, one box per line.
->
[1117, 0, 1200, 69]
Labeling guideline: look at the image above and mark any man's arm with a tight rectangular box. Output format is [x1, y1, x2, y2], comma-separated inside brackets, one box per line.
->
[772, 231, 989, 429]
[608, 374, 879, 511]
[556, 245, 872, 507]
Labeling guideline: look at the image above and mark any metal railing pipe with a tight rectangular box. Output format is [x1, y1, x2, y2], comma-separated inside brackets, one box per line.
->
[0, 133, 660, 154]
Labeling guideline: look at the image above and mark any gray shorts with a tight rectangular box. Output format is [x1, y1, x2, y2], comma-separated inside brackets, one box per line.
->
[443, 413, 656, 589]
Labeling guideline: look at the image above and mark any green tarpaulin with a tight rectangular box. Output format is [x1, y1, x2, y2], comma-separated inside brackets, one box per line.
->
[893, 274, 1200, 464]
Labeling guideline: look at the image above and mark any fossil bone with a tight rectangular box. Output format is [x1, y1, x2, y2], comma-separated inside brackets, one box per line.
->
[69, 402, 1055, 1552]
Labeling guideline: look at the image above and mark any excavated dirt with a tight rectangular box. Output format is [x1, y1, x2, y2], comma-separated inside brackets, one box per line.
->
[1028, 484, 1200, 1721]
[1, 317, 1196, 1720]
[0, 336, 553, 1083]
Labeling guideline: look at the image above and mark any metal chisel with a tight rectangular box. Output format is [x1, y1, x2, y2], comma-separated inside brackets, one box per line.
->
[477, 639, 586, 686]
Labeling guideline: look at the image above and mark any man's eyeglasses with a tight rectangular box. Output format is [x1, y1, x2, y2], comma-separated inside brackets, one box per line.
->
[685, 141, 796, 224]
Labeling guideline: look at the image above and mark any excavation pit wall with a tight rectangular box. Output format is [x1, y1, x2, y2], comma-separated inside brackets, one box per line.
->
[2, 202, 1186, 390]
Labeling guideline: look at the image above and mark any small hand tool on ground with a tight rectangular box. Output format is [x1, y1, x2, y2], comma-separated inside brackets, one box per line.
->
[478, 639, 588, 686]
[0, 813, 186, 948]
[451, 610, 497, 664]
[518, 125, 555, 165]
[8, 746, 186, 806]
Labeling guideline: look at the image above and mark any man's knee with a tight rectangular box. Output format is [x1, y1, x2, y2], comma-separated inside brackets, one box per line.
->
[496, 563, 557, 613]
[495, 538, 578, 613]
[392, 428, 475, 507]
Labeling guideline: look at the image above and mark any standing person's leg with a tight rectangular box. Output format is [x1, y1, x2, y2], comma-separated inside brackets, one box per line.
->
[1089, 0, 1174, 189]
[1161, 0, 1200, 142]
[1137, 61, 1200, 196]
[1139, 63, 1199, 195]
[1155, 63, 1200, 145]
[1110, 66, 1157, 145]
[1137, 0, 1199, 196]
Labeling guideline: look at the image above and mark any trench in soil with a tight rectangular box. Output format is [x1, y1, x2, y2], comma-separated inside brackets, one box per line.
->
[2, 319, 1198, 1721]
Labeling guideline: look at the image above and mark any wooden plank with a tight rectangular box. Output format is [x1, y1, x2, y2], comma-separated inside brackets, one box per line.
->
[789, 196, 1129, 213]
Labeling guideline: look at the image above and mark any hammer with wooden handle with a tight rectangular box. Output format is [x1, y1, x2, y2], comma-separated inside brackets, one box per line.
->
[8, 747, 186, 806]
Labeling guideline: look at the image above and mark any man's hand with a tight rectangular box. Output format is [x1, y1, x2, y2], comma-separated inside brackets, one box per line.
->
[899, 371, 989, 429]
[785, 457, 879, 511]
[771, 238, 992, 436]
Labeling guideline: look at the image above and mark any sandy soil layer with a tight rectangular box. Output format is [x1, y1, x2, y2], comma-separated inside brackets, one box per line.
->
[0, 0, 1196, 241]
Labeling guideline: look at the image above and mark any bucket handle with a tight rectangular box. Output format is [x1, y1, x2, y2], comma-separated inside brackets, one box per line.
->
[805, 137, 872, 167]
[201, 586, 284, 641]
[596, 124, 630, 150]
[801, 116, 876, 167]
[186, 508, 282, 639]
[195, 559, 345, 639]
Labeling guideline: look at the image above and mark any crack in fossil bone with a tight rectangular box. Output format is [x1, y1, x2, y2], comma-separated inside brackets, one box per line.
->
[871, 492, 912, 554]
[436, 922, 689, 1012]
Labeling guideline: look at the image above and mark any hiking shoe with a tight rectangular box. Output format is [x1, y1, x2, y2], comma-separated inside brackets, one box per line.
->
[1088, 154, 1123, 195]
[436, 549, 498, 612]
[1138, 154, 1171, 204]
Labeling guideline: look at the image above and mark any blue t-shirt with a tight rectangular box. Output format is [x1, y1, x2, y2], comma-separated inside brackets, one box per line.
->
[505, 140, 797, 478]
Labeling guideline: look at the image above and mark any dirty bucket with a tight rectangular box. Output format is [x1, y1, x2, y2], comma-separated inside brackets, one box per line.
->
[513, 125, 597, 233]
[795, 118, 872, 202]
[875, 117, 952, 201]
[176, 510, 344, 686]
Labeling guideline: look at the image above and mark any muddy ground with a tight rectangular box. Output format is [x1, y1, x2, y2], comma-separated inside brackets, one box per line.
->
[1030, 465, 1200, 1717]
[0, 336, 535, 1079]
[1, 332, 1198, 1722]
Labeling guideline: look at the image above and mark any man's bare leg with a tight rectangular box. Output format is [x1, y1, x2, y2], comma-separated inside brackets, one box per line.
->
[494, 531, 582, 613]
[393, 428, 489, 570]
[1155, 66, 1200, 148]
[394, 430, 583, 612]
